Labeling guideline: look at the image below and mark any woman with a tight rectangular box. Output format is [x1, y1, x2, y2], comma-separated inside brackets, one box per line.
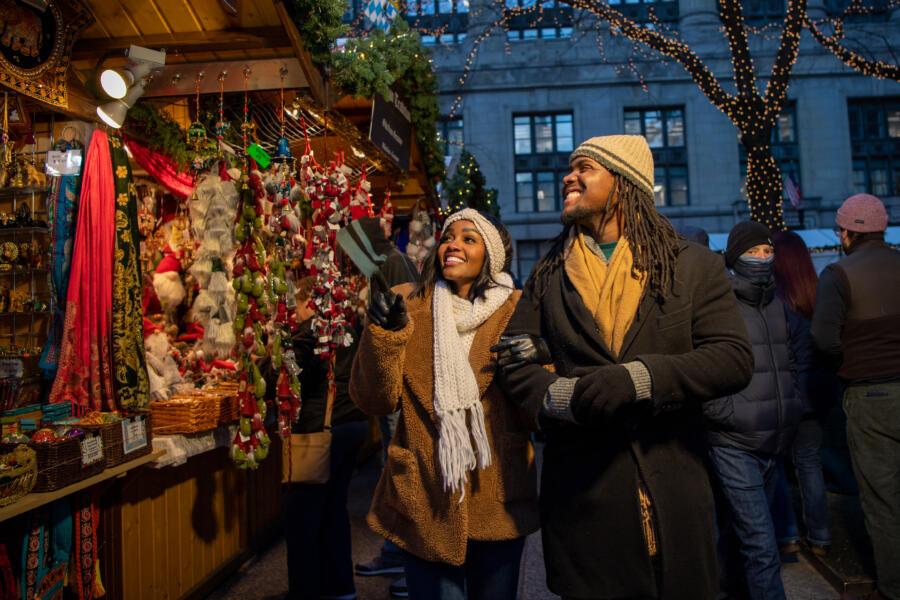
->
[349, 208, 539, 600]
[770, 229, 837, 557]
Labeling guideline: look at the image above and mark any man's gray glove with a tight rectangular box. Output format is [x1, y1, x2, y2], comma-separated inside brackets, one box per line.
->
[490, 334, 552, 375]
[368, 289, 408, 332]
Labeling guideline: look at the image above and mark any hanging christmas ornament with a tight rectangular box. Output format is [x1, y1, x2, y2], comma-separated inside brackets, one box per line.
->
[215, 71, 228, 157]
[230, 164, 272, 468]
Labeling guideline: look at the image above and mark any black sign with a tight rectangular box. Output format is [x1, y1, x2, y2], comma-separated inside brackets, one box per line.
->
[369, 86, 412, 172]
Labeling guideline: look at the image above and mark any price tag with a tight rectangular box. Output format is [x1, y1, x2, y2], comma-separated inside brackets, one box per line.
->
[45, 149, 83, 176]
[247, 144, 271, 169]
[0, 359, 23, 379]
[81, 435, 104, 466]
[122, 417, 147, 454]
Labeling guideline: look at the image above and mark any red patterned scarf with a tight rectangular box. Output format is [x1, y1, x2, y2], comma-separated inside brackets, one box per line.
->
[49, 130, 117, 413]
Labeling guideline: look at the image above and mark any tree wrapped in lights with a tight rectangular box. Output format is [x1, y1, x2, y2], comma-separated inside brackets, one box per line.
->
[425, 0, 898, 230]
[444, 150, 499, 217]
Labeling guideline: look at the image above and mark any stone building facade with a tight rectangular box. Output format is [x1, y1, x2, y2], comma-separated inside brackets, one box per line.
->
[350, 0, 900, 278]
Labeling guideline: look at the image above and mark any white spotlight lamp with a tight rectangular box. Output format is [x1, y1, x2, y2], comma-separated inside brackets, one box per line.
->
[97, 79, 147, 128]
[99, 44, 165, 99]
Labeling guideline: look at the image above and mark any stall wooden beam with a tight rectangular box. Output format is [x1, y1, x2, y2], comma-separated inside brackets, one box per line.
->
[272, 0, 331, 109]
[71, 28, 291, 60]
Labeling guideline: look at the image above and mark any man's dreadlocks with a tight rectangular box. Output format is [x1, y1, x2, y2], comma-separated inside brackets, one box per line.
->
[528, 174, 680, 301]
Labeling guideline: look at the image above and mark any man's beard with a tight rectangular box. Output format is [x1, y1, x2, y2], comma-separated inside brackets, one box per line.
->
[561, 204, 605, 226]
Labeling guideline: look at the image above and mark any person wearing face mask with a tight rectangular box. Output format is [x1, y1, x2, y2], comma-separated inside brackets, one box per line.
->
[349, 208, 539, 600]
[706, 220, 806, 600]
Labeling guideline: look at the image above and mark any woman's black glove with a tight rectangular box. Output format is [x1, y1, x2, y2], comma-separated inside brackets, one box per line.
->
[490, 334, 552, 375]
[368, 289, 408, 332]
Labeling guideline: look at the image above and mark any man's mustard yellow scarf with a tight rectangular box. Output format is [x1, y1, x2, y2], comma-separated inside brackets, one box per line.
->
[564, 228, 646, 357]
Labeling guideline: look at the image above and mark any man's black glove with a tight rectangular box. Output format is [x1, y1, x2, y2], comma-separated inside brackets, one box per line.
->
[490, 334, 552, 375]
[570, 365, 636, 424]
[368, 289, 408, 332]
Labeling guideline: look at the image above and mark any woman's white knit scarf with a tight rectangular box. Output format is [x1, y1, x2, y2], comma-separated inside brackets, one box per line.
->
[432, 208, 512, 501]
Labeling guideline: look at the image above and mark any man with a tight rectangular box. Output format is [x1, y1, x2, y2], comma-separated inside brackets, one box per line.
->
[706, 221, 807, 600]
[492, 135, 753, 599]
[811, 194, 900, 600]
[336, 216, 419, 598]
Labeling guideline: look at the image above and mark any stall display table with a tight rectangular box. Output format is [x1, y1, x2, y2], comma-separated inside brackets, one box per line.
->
[100, 428, 283, 600]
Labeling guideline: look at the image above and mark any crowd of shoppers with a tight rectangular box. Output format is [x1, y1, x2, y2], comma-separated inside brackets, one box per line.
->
[277, 134, 897, 600]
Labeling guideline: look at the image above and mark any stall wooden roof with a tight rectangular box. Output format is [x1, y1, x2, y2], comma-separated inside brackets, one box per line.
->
[56, 0, 434, 211]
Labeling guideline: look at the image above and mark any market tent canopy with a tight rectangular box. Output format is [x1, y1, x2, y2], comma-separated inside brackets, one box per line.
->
[707, 227, 899, 252]
[62, 0, 435, 212]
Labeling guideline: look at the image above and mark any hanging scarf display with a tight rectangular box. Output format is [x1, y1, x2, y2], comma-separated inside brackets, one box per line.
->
[72, 490, 104, 600]
[122, 135, 194, 199]
[0, 542, 15, 600]
[40, 137, 83, 375]
[108, 133, 150, 411]
[20, 499, 71, 600]
[49, 130, 116, 413]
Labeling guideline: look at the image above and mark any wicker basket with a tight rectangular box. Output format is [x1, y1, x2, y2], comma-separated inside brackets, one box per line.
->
[149, 396, 219, 434]
[0, 444, 37, 507]
[0, 433, 105, 493]
[79, 412, 153, 467]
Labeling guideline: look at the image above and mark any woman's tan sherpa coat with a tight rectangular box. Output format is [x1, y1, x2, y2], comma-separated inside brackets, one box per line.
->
[349, 283, 539, 566]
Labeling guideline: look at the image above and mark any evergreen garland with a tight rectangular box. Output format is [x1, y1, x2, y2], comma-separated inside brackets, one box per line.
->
[286, 0, 349, 66]
[124, 103, 194, 168]
[444, 150, 498, 217]
[330, 20, 445, 184]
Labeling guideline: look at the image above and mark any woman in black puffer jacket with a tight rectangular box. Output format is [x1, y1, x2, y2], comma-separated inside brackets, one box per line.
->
[704, 221, 808, 600]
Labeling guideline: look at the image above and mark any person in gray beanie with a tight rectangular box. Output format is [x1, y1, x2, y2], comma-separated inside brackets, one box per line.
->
[708, 220, 808, 600]
[812, 194, 900, 600]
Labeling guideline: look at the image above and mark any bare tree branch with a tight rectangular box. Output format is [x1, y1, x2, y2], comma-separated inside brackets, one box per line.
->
[764, 0, 806, 121]
[566, 0, 736, 112]
[805, 13, 900, 82]
[718, 0, 759, 100]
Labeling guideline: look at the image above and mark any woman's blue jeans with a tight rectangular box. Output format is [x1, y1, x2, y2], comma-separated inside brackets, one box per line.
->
[771, 417, 831, 547]
[402, 537, 526, 600]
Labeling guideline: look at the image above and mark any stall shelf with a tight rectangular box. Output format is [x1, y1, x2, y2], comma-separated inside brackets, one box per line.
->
[0, 448, 165, 522]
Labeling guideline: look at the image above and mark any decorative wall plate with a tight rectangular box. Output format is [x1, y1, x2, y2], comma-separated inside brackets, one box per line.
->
[0, 0, 93, 108]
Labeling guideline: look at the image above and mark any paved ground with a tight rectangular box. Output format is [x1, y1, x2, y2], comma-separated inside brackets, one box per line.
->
[209, 446, 841, 600]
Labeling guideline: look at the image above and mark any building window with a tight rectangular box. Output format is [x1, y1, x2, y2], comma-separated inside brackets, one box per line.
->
[624, 107, 688, 206]
[505, 0, 573, 41]
[515, 239, 553, 282]
[742, 0, 788, 24]
[513, 112, 574, 212]
[739, 103, 801, 203]
[438, 117, 464, 165]
[607, 0, 678, 22]
[848, 98, 900, 197]
[404, 0, 468, 44]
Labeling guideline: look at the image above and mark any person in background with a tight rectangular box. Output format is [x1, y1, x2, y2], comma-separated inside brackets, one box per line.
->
[707, 221, 807, 600]
[679, 224, 710, 248]
[491, 135, 753, 600]
[812, 194, 900, 600]
[336, 216, 419, 597]
[349, 208, 539, 600]
[275, 276, 369, 600]
[769, 230, 836, 559]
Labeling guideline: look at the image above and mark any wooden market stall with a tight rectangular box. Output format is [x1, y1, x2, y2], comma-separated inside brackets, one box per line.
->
[0, 0, 437, 598]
